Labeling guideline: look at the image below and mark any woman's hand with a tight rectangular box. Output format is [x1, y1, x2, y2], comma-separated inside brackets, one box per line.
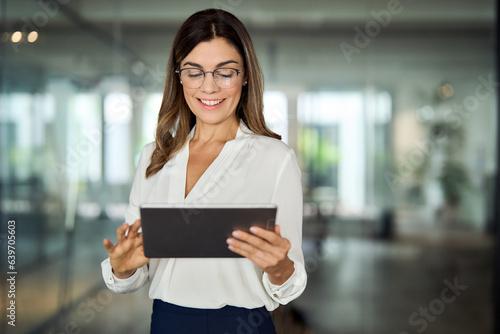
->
[227, 225, 295, 285]
[103, 220, 150, 279]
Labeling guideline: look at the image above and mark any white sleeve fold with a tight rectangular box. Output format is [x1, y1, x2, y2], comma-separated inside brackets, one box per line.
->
[262, 262, 308, 305]
[264, 149, 307, 304]
[101, 258, 149, 294]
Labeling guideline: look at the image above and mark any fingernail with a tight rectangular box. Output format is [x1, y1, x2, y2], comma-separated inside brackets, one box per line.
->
[250, 226, 259, 233]
[226, 238, 234, 245]
[232, 231, 241, 238]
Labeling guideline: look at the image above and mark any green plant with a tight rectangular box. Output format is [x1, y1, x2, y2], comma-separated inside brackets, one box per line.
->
[438, 160, 470, 206]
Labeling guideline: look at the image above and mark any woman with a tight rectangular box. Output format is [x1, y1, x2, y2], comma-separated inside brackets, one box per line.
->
[101, 8, 307, 333]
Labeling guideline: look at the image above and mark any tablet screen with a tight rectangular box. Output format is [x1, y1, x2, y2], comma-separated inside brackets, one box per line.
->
[140, 204, 277, 258]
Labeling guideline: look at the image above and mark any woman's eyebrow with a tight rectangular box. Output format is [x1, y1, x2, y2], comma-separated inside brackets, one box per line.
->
[215, 60, 239, 67]
[182, 62, 202, 68]
[181, 60, 239, 68]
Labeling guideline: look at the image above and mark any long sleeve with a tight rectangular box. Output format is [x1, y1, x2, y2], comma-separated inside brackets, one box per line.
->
[262, 149, 307, 304]
[101, 144, 154, 294]
[124, 143, 156, 224]
[101, 259, 149, 293]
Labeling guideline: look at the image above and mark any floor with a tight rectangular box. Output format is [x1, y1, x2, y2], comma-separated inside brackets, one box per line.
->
[294, 233, 493, 334]
[3, 210, 494, 334]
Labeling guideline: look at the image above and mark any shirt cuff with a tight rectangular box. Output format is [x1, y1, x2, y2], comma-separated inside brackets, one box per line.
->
[101, 258, 149, 294]
[262, 262, 307, 305]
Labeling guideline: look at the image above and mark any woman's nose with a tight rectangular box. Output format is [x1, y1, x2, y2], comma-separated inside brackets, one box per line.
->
[200, 72, 220, 93]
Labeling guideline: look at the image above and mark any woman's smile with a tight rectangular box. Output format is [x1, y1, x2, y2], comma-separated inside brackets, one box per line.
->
[181, 37, 245, 127]
[198, 98, 226, 107]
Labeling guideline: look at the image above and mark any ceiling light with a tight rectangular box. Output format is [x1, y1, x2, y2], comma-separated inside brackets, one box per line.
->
[27, 31, 38, 43]
[437, 83, 454, 100]
[11, 31, 22, 43]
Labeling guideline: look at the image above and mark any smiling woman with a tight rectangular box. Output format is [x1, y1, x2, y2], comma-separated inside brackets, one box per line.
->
[101, 8, 307, 334]
[145, 8, 281, 178]
[179, 38, 245, 132]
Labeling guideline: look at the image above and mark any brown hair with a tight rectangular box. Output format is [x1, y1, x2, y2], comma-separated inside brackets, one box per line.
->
[145, 8, 280, 178]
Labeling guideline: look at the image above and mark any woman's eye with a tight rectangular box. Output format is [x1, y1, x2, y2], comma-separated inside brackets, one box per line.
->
[184, 70, 203, 78]
[216, 70, 234, 78]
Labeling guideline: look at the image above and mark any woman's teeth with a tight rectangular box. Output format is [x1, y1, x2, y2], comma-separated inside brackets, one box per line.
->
[200, 99, 224, 106]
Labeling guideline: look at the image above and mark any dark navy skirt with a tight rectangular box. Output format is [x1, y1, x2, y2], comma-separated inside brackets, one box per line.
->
[150, 299, 276, 334]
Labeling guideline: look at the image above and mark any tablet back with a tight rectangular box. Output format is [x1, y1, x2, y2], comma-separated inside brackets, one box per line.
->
[140, 204, 277, 258]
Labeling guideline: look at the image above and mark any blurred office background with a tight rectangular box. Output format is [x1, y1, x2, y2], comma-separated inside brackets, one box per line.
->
[0, 0, 498, 333]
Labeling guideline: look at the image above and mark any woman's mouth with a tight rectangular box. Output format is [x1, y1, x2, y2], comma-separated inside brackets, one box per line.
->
[199, 99, 225, 106]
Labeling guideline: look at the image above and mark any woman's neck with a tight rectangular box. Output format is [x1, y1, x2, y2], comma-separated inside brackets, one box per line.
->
[191, 117, 239, 144]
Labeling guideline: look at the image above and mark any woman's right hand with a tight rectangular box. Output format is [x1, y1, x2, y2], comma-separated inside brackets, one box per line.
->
[103, 220, 150, 279]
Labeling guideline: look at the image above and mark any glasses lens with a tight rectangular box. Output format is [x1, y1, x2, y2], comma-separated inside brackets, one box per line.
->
[180, 69, 204, 88]
[214, 69, 238, 88]
[179, 68, 239, 89]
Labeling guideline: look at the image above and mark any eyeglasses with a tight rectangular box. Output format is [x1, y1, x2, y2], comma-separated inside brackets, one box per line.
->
[175, 68, 242, 89]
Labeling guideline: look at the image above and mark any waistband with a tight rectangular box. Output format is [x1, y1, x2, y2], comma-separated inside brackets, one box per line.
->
[153, 299, 270, 317]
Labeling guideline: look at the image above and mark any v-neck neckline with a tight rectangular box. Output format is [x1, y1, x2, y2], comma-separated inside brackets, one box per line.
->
[183, 139, 226, 199]
[182, 121, 248, 201]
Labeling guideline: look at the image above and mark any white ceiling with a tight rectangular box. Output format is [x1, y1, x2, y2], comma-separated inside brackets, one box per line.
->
[2, 0, 496, 91]
[6, 0, 495, 27]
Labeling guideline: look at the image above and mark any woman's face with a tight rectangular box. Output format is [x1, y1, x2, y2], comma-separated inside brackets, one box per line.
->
[179, 37, 245, 127]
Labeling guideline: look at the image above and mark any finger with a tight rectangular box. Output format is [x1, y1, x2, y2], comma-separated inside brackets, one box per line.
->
[232, 228, 291, 258]
[228, 240, 274, 267]
[227, 239, 254, 258]
[128, 220, 141, 239]
[134, 233, 144, 247]
[116, 223, 129, 244]
[228, 236, 272, 261]
[232, 230, 273, 252]
[139, 245, 150, 260]
[249, 226, 282, 245]
[103, 239, 115, 252]
[275, 224, 281, 235]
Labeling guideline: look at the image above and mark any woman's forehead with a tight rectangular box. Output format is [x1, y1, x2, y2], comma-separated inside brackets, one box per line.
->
[181, 38, 243, 68]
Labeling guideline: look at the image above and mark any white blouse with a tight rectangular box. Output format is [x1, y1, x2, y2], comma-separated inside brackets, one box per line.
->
[101, 121, 307, 311]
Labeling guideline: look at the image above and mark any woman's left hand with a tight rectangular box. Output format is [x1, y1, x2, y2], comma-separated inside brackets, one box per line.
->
[227, 225, 295, 285]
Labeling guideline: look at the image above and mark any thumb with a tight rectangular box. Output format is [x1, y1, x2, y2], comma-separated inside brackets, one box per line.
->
[274, 224, 281, 236]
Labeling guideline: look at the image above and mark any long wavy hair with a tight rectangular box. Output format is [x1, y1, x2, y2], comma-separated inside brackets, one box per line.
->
[145, 8, 280, 178]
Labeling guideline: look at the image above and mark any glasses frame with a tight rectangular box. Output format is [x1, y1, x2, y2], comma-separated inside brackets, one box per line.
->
[175, 68, 243, 89]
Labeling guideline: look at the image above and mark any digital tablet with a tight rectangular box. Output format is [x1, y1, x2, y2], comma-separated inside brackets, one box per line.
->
[140, 204, 277, 258]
